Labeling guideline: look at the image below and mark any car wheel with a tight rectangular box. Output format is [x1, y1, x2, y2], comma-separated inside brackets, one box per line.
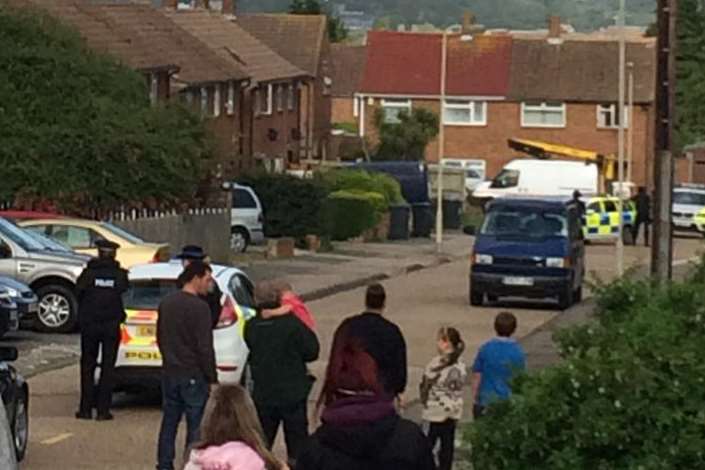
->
[35, 285, 78, 333]
[558, 284, 573, 310]
[13, 390, 28, 462]
[470, 288, 484, 306]
[230, 227, 250, 253]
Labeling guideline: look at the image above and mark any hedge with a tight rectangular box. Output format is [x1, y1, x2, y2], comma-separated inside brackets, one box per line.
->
[466, 258, 705, 469]
[323, 190, 383, 241]
[321, 169, 405, 211]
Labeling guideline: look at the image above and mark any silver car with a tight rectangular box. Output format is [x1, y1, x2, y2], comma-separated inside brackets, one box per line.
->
[672, 186, 705, 236]
[0, 218, 86, 333]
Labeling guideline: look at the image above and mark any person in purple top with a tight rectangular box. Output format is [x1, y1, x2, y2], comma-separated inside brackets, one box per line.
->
[471, 312, 526, 419]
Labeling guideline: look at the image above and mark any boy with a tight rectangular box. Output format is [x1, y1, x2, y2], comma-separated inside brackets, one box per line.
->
[471, 311, 526, 419]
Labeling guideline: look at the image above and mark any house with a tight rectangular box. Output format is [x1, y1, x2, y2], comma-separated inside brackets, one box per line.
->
[162, 8, 311, 170]
[238, 14, 333, 161]
[356, 27, 657, 188]
[330, 44, 367, 126]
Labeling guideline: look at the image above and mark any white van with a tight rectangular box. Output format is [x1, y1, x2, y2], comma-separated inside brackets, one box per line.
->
[473, 159, 598, 200]
[226, 183, 265, 253]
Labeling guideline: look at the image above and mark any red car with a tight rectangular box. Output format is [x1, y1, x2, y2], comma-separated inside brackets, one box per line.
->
[0, 211, 65, 222]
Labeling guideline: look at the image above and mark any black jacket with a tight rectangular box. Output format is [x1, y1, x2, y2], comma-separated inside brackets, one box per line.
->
[76, 257, 129, 327]
[297, 414, 435, 470]
[244, 312, 319, 406]
[203, 283, 223, 328]
[633, 192, 652, 222]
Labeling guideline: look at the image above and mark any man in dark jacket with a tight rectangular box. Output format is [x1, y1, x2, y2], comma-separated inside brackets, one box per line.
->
[244, 280, 320, 468]
[75, 239, 129, 421]
[632, 186, 652, 246]
[156, 261, 217, 470]
[175, 245, 223, 327]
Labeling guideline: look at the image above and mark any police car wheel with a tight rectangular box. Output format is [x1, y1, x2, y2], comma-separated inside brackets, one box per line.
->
[35, 285, 78, 333]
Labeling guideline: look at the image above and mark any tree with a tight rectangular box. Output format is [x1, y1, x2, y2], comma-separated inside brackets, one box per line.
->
[675, 0, 705, 149]
[289, 0, 348, 43]
[373, 108, 439, 161]
[0, 6, 211, 214]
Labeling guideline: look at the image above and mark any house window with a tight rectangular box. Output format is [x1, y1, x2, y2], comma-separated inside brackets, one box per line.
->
[214, 85, 222, 117]
[200, 87, 208, 115]
[521, 102, 566, 128]
[381, 99, 411, 124]
[149, 73, 158, 105]
[276, 85, 284, 112]
[226, 82, 235, 116]
[443, 100, 487, 126]
[597, 104, 629, 129]
[258, 84, 273, 115]
[287, 84, 295, 111]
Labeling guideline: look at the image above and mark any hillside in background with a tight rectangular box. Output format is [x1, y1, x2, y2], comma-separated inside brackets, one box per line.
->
[238, 0, 655, 32]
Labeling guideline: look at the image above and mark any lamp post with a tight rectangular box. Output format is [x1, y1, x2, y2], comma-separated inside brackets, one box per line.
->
[435, 31, 448, 254]
[615, 0, 626, 276]
[627, 62, 635, 184]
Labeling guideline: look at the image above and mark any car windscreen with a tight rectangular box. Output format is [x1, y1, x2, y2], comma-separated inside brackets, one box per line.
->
[0, 218, 46, 251]
[481, 207, 568, 239]
[100, 223, 145, 245]
[123, 279, 179, 310]
[24, 230, 73, 252]
[673, 191, 705, 206]
[490, 169, 519, 189]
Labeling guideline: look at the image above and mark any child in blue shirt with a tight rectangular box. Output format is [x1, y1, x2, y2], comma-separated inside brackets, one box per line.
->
[471, 312, 526, 419]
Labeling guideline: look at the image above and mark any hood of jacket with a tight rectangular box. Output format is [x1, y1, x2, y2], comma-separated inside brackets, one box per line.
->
[188, 442, 265, 470]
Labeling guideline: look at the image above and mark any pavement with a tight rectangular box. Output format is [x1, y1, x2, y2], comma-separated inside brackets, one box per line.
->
[12, 234, 704, 469]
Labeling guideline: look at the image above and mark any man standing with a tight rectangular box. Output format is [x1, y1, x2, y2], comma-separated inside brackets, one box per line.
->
[337, 283, 408, 398]
[75, 239, 129, 421]
[245, 281, 319, 468]
[632, 186, 652, 246]
[156, 261, 218, 470]
[175, 245, 224, 327]
[573, 190, 586, 221]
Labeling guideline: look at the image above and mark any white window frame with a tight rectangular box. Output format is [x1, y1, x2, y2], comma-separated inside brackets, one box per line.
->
[521, 101, 566, 128]
[258, 84, 273, 115]
[596, 103, 629, 129]
[381, 99, 411, 124]
[276, 84, 284, 112]
[287, 84, 295, 111]
[443, 100, 487, 126]
[353, 96, 360, 118]
[149, 73, 158, 105]
[200, 87, 208, 115]
[213, 85, 221, 117]
[226, 81, 235, 116]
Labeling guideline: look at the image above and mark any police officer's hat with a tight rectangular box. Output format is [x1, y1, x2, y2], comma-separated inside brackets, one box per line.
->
[95, 239, 120, 251]
[175, 245, 207, 261]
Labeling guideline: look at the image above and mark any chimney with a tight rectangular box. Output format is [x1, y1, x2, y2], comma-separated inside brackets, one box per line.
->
[461, 11, 475, 34]
[548, 15, 562, 39]
[163, 0, 178, 8]
[222, 0, 235, 14]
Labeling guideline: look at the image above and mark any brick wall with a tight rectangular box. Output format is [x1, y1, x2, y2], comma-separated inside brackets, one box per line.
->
[332, 96, 355, 124]
[361, 98, 655, 187]
[249, 82, 302, 165]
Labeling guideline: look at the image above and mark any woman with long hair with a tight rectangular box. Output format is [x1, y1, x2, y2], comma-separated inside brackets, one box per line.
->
[297, 320, 435, 470]
[184, 384, 287, 470]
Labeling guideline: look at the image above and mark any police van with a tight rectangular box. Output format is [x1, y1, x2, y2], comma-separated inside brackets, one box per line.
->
[583, 196, 637, 245]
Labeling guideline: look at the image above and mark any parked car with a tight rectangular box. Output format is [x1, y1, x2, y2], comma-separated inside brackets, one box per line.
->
[672, 185, 705, 237]
[467, 196, 585, 310]
[354, 161, 430, 204]
[0, 277, 37, 337]
[0, 346, 29, 463]
[0, 217, 86, 333]
[19, 219, 170, 268]
[115, 262, 256, 390]
[223, 183, 265, 253]
[442, 158, 487, 193]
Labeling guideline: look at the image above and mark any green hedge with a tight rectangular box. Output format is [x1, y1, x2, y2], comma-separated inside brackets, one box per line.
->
[323, 190, 382, 241]
[321, 169, 405, 211]
[466, 257, 705, 469]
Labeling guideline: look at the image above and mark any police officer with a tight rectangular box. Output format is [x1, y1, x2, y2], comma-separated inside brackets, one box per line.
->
[175, 245, 223, 327]
[75, 239, 129, 421]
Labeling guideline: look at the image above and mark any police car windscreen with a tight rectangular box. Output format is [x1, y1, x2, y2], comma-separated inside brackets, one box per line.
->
[481, 208, 567, 239]
[673, 192, 705, 206]
[123, 279, 179, 310]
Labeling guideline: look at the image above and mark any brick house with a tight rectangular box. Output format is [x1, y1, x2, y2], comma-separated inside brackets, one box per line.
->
[330, 44, 367, 125]
[356, 29, 657, 187]
[238, 14, 333, 161]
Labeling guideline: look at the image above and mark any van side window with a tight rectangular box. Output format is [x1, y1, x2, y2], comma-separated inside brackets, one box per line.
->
[490, 169, 519, 189]
[233, 189, 257, 209]
[587, 201, 601, 213]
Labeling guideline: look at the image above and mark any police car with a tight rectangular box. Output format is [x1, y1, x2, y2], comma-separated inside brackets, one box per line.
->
[583, 196, 637, 245]
[115, 262, 256, 389]
[672, 185, 705, 236]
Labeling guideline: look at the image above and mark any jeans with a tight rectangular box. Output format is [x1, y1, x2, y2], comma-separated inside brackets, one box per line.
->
[79, 322, 120, 416]
[156, 376, 209, 470]
[632, 219, 650, 246]
[428, 419, 457, 470]
[256, 400, 309, 466]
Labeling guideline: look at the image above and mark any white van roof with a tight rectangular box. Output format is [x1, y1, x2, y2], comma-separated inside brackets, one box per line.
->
[505, 159, 597, 170]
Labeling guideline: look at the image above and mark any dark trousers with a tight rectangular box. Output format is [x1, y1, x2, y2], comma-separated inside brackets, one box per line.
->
[632, 219, 650, 246]
[79, 322, 120, 416]
[256, 400, 309, 466]
[156, 376, 209, 470]
[428, 419, 457, 470]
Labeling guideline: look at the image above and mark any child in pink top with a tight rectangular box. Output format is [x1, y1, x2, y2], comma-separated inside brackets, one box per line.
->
[263, 281, 316, 331]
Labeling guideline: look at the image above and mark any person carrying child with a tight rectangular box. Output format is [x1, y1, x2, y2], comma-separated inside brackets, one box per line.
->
[420, 327, 467, 470]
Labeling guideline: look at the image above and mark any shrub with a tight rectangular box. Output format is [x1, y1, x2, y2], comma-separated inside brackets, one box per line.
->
[237, 172, 329, 239]
[321, 169, 405, 210]
[466, 261, 705, 469]
[323, 190, 382, 240]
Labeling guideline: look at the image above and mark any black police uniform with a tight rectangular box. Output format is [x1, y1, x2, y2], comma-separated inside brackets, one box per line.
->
[76, 241, 129, 419]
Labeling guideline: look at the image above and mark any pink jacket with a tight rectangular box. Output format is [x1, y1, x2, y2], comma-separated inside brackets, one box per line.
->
[183, 442, 265, 470]
[282, 293, 316, 331]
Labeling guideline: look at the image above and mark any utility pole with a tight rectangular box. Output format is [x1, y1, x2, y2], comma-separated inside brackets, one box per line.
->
[435, 31, 448, 254]
[627, 62, 635, 183]
[616, 0, 626, 276]
[651, 0, 677, 281]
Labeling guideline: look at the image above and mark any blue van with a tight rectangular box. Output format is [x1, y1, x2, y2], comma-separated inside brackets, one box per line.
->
[467, 196, 585, 310]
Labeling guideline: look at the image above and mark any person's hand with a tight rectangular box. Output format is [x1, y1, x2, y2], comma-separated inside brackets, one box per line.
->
[261, 304, 293, 319]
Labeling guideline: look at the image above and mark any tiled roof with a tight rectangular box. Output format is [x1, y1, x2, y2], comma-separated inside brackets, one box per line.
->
[237, 13, 327, 76]
[508, 38, 656, 103]
[16, 0, 248, 84]
[163, 9, 307, 84]
[359, 31, 512, 97]
[330, 44, 366, 97]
